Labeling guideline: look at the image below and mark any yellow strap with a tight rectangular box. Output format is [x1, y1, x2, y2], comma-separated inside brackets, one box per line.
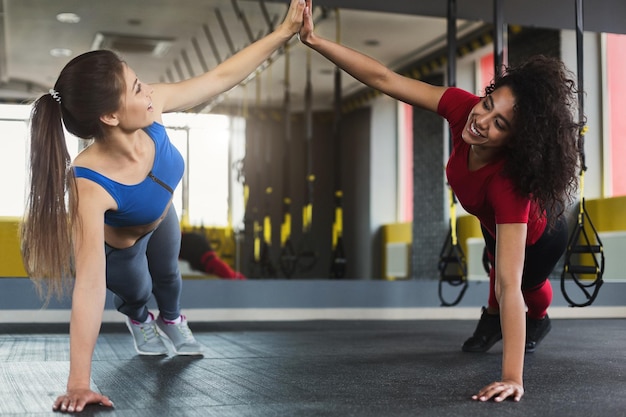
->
[281, 196, 292, 246]
[253, 220, 261, 261]
[578, 125, 588, 222]
[332, 190, 343, 248]
[448, 187, 458, 246]
[263, 187, 273, 244]
[280, 213, 291, 245]
[579, 170, 585, 220]
[303, 204, 312, 232]
[264, 215, 272, 245]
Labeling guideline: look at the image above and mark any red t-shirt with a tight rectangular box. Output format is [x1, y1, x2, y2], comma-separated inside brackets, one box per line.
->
[438, 87, 546, 245]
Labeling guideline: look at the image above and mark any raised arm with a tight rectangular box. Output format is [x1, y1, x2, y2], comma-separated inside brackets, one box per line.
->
[152, 0, 305, 114]
[298, 0, 446, 113]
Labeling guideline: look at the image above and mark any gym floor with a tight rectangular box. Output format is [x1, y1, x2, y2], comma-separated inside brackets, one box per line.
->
[1, 318, 624, 417]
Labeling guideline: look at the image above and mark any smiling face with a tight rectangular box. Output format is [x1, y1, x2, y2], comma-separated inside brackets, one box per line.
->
[462, 85, 516, 149]
[114, 64, 155, 130]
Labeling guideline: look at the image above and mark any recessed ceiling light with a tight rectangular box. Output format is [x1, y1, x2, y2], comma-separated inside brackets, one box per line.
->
[56, 13, 81, 24]
[50, 48, 73, 57]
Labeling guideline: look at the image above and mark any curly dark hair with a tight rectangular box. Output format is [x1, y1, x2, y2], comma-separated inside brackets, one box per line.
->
[484, 55, 583, 227]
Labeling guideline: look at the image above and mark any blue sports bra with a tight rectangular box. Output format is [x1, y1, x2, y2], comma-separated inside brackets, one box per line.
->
[73, 122, 184, 227]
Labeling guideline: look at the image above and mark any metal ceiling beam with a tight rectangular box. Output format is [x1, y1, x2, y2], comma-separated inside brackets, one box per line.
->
[215, 8, 237, 56]
[231, 0, 256, 43]
[192, 37, 210, 72]
[259, 0, 279, 34]
[202, 23, 223, 65]
[181, 49, 196, 78]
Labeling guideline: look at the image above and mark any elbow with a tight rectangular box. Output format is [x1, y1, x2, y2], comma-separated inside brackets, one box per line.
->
[369, 68, 394, 92]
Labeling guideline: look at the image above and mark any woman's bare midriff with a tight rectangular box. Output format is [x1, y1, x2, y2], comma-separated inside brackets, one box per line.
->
[103, 201, 172, 249]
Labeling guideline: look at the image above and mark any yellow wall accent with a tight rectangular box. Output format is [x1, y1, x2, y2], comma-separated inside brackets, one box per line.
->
[456, 215, 482, 257]
[380, 222, 411, 280]
[4, 197, 626, 278]
[0, 219, 238, 278]
[379, 196, 626, 282]
[0, 217, 27, 277]
[584, 196, 626, 232]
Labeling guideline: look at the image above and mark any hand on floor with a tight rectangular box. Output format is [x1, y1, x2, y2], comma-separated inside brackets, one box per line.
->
[472, 380, 524, 402]
[53, 389, 114, 413]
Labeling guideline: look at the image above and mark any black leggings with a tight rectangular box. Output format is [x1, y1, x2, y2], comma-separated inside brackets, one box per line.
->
[481, 215, 568, 289]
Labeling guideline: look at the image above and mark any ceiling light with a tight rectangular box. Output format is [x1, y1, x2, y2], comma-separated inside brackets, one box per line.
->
[56, 13, 81, 24]
[50, 48, 73, 57]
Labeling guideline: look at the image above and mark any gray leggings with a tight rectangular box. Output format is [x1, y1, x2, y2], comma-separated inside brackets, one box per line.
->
[105, 206, 182, 322]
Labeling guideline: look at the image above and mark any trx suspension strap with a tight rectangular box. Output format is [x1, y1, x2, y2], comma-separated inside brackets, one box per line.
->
[279, 43, 298, 278]
[249, 77, 263, 277]
[298, 48, 319, 273]
[438, 0, 468, 306]
[330, 9, 346, 279]
[438, 190, 469, 306]
[231, 84, 251, 274]
[251, 73, 277, 278]
[561, 0, 604, 307]
[259, 101, 278, 277]
[260, 184, 276, 277]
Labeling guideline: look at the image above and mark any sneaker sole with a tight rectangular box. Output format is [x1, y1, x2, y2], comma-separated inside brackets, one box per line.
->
[154, 325, 204, 356]
[172, 349, 204, 356]
[125, 320, 168, 356]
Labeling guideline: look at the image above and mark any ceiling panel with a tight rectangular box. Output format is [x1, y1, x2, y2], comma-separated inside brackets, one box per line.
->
[0, 0, 623, 113]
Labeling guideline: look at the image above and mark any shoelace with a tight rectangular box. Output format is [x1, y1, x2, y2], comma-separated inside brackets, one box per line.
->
[174, 322, 194, 341]
[162, 315, 195, 342]
[140, 323, 161, 343]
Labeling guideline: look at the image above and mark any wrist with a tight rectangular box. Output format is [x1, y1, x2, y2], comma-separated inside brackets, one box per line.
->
[67, 370, 91, 391]
[67, 380, 91, 392]
[276, 24, 297, 42]
[300, 33, 318, 48]
[501, 375, 523, 387]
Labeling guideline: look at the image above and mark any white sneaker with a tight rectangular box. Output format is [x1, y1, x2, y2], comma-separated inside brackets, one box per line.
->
[125, 314, 168, 355]
[156, 315, 204, 356]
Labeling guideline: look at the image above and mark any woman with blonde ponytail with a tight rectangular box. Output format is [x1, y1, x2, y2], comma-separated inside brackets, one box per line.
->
[21, 0, 305, 412]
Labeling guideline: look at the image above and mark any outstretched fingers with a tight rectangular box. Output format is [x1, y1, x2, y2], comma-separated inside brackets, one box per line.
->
[472, 381, 524, 403]
[283, 0, 306, 35]
[299, 0, 315, 44]
[53, 390, 114, 413]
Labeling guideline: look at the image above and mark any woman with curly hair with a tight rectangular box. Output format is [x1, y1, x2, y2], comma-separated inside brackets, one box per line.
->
[298, 0, 580, 403]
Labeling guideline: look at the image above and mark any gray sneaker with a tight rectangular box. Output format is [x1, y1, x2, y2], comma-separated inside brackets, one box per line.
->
[125, 315, 169, 355]
[156, 315, 204, 355]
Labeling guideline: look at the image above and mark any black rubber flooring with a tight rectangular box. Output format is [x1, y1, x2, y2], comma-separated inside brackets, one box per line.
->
[0, 318, 624, 416]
